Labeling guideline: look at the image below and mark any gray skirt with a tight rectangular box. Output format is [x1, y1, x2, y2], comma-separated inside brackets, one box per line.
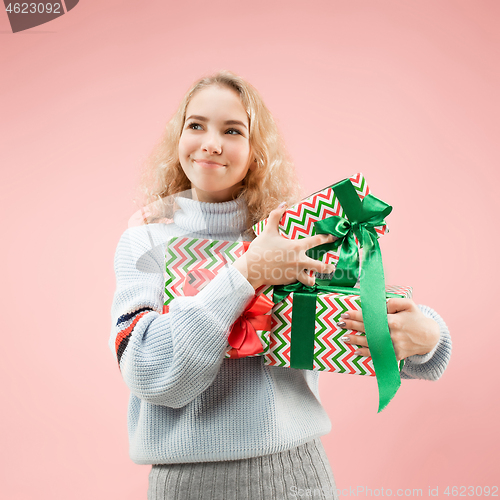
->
[147, 439, 338, 500]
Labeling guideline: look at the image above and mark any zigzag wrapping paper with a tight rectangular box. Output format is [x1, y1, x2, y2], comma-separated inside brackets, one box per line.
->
[163, 236, 273, 359]
[265, 285, 412, 374]
[252, 172, 388, 266]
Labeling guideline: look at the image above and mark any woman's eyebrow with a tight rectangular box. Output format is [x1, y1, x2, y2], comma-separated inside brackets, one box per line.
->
[186, 115, 248, 130]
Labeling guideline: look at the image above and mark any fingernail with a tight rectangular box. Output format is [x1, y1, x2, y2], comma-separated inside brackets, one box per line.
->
[337, 321, 346, 327]
[341, 335, 350, 342]
[340, 313, 350, 319]
[278, 201, 286, 209]
[353, 349, 361, 355]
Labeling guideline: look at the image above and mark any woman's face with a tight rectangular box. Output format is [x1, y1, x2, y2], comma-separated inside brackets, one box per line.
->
[178, 85, 255, 203]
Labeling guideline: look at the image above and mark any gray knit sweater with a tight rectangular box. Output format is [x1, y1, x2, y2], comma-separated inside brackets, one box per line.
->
[109, 195, 451, 464]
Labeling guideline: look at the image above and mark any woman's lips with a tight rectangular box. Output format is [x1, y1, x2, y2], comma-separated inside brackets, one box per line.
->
[194, 159, 225, 168]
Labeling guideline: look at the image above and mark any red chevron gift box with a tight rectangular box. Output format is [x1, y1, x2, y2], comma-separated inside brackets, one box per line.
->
[265, 284, 412, 374]
[252, 172, 388, 273]
[254, 173, 408, 412]
[164, 236, 274, 359]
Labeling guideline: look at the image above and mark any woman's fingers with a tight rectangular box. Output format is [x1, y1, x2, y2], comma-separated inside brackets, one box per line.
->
[339, 319, 365, 333]
[344, 309, 363, 322]
[297, 269, 316, 287]
[341, 334, 368, 346]
[303, 256, 336, 275]
[263, 202, 287, 235]
[256, 204, 340, 286]
[303, 232, 337, 250]
[340, 333, 370, 357]
[337, 309, 365, 333]
[386, 297, 414, 314]
[353, 347, 371, 357]
[299, 234, 336, 274]
[338, 314, 370, 355]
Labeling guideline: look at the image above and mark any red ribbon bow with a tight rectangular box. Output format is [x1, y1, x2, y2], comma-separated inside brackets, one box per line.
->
[227, 294, 274, 358]
[181, 268, 273, 359]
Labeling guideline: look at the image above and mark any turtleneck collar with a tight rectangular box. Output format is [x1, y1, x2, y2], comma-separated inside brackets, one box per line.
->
[173, 194, 249, 240]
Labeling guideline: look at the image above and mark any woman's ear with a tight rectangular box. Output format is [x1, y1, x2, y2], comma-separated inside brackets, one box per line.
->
[248, 144, 258, 171]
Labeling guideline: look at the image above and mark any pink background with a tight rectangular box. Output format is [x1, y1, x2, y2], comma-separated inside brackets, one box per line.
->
[1, 1, 498, 498]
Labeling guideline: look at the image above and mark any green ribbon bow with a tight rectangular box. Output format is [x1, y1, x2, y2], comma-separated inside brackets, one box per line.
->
[307, 181, 392, 287]
[274, 283, 362, 372]
[281, 179, 401, 412]
[273, 282, 400, 376]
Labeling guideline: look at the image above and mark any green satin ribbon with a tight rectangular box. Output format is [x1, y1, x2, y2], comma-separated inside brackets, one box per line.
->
[273, 282, 405, 304]
[273, 281, 405, 376]
[306, 182, 393, 287]
[284, 179, 400, 412]
[274, 282, 357, 371]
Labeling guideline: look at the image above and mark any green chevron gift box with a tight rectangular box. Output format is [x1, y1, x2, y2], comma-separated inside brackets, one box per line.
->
[163, 236, 274, 359]
[252, 172, 388, 274]
[254, 172, 405, 412]
[265, 283, 412, 375]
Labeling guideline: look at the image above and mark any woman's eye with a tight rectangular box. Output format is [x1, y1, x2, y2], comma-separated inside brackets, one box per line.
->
[226, 128, 241, 135]
[188, 122, 202, 130]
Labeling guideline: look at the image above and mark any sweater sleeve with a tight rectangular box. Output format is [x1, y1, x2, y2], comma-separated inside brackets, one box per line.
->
[108, 225, 256, 408]
[400, 304, 452, 381]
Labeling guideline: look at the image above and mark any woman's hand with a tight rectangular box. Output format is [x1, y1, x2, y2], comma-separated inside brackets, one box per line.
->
[338, 298, 440, 360]
[233, 203, 336, 289]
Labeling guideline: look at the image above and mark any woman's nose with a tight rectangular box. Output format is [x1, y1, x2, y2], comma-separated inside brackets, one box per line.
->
[202, 134, 222, 155]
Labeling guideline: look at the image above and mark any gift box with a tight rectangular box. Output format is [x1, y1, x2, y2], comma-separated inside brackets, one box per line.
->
[253, 173, 402, 412]
[265, 283, 412, 375]
[164, 174, 405, 411]
[252, 172, 388, 279]
[163, 236, 274, 359]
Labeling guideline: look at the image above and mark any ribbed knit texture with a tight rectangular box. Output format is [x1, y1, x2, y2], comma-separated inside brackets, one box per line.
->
[109, 194, 452, 465]
[400, 304, 452, 380]
[147, 439, 338, 500]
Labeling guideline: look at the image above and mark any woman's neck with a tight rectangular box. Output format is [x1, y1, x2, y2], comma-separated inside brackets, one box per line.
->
[172, 194, 249, 240]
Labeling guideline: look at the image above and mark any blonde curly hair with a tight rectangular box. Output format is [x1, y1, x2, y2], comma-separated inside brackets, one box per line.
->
[136, 70, 301, 234]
